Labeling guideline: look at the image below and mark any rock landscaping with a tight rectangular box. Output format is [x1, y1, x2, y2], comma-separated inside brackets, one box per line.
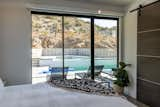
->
[49, 77, 115, 96]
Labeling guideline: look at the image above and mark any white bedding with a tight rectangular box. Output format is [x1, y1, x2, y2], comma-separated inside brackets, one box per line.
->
[0, 83, 136, 107]
[0, 78, 4, 88]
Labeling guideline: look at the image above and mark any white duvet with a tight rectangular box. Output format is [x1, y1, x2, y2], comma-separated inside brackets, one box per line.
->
[0, 83, 136, 107]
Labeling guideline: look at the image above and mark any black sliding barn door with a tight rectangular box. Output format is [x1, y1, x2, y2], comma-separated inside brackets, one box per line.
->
[137, 1, 160, 107]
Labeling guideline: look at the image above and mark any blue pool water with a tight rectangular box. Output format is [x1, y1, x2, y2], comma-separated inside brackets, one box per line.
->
[59, 56, 116, 70]
[39, 55, 116, 74]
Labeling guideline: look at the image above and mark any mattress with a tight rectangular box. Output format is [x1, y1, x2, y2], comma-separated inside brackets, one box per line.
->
[0, 83, 137, 107]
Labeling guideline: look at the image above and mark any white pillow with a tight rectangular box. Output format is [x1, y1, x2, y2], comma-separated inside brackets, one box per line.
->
[0, 78, 4, 87]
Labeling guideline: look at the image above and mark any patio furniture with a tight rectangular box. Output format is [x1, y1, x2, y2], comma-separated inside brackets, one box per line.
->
[49, 67, 69, 79]
[96, 72, 117, 89]
[75, 65, 104, 79]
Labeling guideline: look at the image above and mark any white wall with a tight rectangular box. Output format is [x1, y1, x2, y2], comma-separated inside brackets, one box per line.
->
[0, 3, 32, 85]
[123, 11, 137, 98]
[123, 0, 157, 98]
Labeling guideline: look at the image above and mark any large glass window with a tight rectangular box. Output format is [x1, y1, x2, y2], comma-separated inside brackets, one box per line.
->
[94, 19, 117, 76]
[32, 12, 119, 84]
[32, 15, 63, 84]
[64, 17, 91, 79]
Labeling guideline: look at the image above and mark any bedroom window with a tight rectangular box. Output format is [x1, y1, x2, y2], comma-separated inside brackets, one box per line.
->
[32, 15, 63, 83]
[64, 16, 91, 78]
[94, 19, 118, 78]
[31, 12, 119, 84]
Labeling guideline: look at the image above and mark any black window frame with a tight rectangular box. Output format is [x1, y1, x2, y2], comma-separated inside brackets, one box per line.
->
[31, 11, 119, 80]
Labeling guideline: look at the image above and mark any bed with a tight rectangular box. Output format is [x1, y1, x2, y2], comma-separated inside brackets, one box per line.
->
[0, 83, 137, 107]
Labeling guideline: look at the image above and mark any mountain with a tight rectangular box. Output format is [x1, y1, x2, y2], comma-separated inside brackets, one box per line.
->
[32, 15, 117, 49]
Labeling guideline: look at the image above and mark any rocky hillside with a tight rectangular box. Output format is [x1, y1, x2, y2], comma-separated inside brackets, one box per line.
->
[32, 15, 117, 49]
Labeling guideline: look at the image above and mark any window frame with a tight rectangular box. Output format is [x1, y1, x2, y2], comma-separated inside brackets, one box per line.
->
[31, 11, 119, 80]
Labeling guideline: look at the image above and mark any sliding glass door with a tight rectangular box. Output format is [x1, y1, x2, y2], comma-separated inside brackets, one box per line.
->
[94, 19, 118, 75]
[32, 12, 119, 83]
[64, 16, 91, 79]
[32, 14, 63, 83]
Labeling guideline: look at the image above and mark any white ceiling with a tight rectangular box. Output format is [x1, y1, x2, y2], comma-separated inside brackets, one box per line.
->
[29, 0, 134, 7]
[28, 0, 135, 14]
[63, 0, 134, 6]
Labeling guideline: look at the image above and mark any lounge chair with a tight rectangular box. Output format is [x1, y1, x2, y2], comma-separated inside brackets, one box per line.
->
[75, 65, 104, 79]
[49, 67, 69, 79]
[95, 71, 117, 89]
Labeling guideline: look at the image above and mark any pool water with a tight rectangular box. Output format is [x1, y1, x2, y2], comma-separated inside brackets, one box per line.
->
[47, 55, 117, 72]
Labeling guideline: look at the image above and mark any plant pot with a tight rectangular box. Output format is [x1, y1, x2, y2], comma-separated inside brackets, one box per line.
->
[113, 84, 124, 95]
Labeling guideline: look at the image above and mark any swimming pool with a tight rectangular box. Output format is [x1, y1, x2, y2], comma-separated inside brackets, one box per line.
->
[40, 55, 117, 72]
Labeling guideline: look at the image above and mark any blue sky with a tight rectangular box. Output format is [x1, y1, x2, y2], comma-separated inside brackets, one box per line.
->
[79, 18, 117, 28]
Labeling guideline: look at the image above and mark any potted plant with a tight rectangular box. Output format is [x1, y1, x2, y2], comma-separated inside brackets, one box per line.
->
[112, 62, 130, 95]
